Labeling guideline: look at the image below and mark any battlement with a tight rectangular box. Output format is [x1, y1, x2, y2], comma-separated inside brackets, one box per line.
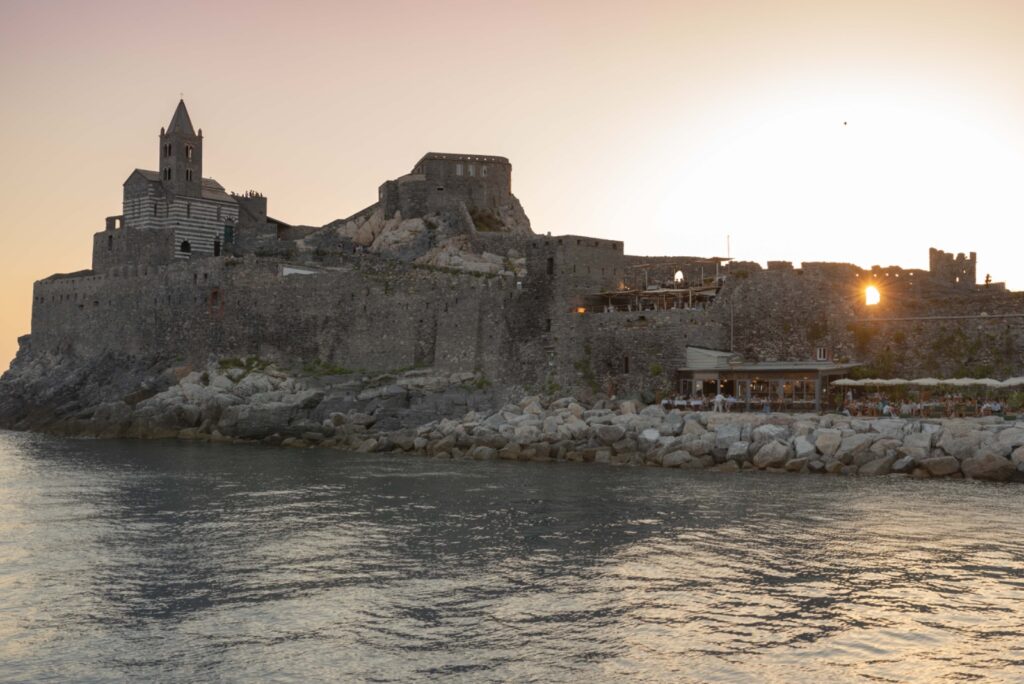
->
[414, 152, 510, 167]
[929, 247, 976, 288]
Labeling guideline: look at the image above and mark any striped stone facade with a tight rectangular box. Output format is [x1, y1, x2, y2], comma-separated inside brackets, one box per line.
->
[122, 172, 238, 259]
[120, 100, 240, 260]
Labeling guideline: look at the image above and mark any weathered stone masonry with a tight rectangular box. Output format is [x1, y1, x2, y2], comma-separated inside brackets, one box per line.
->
[16, 99, 1024, 406]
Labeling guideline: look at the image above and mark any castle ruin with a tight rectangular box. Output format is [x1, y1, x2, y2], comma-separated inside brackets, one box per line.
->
[21, 101, 1024, 406]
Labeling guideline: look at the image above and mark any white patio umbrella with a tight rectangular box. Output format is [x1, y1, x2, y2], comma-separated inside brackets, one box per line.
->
[832, 378, 860, 387]
[1000, 377, 1024, 388]
[911, 378, 942, 387]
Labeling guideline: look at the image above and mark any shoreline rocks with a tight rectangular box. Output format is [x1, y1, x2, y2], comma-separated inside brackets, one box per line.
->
[2, 357, 1024, 484]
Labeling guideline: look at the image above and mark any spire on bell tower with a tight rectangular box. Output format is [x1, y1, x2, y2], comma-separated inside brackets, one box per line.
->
[158, 99, 203, 197]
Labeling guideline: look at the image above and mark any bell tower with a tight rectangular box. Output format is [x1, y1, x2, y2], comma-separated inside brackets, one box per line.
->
[158, 99, 202, 198]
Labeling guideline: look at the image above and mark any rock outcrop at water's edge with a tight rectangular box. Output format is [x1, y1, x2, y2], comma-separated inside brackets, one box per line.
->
[2, 355, 1023, 483]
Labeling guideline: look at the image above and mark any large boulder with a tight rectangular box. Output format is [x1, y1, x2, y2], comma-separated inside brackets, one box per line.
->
[814, 429, 843, 457]
[726, 441, 751, 461]
[784, 457, 808, 472]
[221, 401, 297, 439]
[835, 433, 877, 464]
[961, 453, 1016, 482]
[596, 424, 626, 445]
[937, 430, 986, 460]
[892, 455, 916, 473]
[662, 450, 693, 468]
[921, 456, 961, 477]
[753, 440, 792, 469]
[793, 435, 817, 460]
[997, 428, 1024, 450]
[752, 423, 789, 443]
[858, 455, 896, 477]
[715, 423, 742, 451]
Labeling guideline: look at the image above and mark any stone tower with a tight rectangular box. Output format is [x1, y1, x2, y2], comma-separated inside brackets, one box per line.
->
[158, 100, 203, 198]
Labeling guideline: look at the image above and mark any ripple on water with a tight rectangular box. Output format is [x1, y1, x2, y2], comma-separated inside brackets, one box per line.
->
[1, 432, 1024, 682]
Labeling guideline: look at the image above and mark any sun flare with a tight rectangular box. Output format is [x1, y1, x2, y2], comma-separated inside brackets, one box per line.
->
[865, 285, 881, 306]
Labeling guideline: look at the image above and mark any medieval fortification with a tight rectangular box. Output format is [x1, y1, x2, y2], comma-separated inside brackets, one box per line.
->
[4, 101, 1024, 434]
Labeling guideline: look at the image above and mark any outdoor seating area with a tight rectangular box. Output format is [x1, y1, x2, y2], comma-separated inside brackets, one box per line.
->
[832, 377, 1024, 418]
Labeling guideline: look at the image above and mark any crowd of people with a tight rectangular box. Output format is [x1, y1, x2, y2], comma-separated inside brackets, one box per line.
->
[660, 389, 1010, 417]
[662, 393, 738, 412]
[839, 390, 1005, 418]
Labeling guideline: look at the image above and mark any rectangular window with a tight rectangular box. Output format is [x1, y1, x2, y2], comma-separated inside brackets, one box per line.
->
[623, 356, 630, 374]
[546, 257, 554, 275]
[186, 203, 191, 218]
[481, 165, 488, 177]
[545, 318, 551, 332]
[468, 164, 475, 177]
[455, 163, 463, 176]
[816, 347, 828, 361]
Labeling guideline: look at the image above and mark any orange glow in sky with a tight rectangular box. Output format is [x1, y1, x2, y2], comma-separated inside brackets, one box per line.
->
[2, 0, 1024, 368]
[865, 286, 881, 306]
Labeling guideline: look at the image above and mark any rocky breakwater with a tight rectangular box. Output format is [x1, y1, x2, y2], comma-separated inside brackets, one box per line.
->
[12, 360, 498, 443]
[380, 398, 1024, 483]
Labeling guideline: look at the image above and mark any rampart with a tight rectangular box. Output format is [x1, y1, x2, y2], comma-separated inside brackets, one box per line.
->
[31, 256, 523, 381]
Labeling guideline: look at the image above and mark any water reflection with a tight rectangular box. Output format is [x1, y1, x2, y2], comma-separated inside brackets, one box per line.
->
[1, 432, 1023, 682]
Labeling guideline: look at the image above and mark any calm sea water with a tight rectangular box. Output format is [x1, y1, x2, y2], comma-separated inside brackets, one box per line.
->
[1, 431, 1023, 683]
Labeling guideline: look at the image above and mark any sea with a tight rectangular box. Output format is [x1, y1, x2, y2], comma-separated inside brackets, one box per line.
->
[1, 431, 1022, 683]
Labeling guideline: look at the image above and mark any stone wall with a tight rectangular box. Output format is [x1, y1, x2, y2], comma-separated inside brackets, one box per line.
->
[30, 256, 525, 383]
[715, 265, 1024, 377]
[92, 225, 176, 272]
[929, 247, 976, 288]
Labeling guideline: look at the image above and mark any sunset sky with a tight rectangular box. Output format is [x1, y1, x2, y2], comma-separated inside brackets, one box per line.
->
[1, 0, 1023, 369]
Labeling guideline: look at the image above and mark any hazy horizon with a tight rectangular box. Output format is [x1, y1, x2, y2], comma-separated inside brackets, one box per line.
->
[2, 0, 1023, 369]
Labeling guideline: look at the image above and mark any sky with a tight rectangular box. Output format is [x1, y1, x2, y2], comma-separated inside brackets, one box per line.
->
[1, 0, 1023, 369]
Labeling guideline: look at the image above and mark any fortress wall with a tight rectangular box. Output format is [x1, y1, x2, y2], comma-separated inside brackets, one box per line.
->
[555, 309, 727, 398]
[30, 258, 524, 378]
[715, 267, 1024, 377]
[92, 227, 176, 272]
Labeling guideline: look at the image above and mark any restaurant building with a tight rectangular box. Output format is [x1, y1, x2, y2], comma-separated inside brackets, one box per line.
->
[676, 347, 860, 412]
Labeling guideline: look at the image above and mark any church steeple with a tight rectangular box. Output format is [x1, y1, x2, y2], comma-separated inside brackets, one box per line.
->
[159, 99, 202, 198]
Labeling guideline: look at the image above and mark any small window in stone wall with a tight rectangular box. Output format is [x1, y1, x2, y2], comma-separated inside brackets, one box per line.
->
[186, 145, 193, 160]
[816, 347, 828, 361]
[107, 235, 113, 251]
[213, 239, 221, 257]
[455, 163, 463, 176]
[623, 356, 630, 374]
[181, 240, 191, 254]
[186, 169, 194, 182]
[186, 203, 191, 218]
[481, 165, 488, 177]
[545, 318, 551, 332]
[468, 165, 475, 177]
[546, 257, 554, 275]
